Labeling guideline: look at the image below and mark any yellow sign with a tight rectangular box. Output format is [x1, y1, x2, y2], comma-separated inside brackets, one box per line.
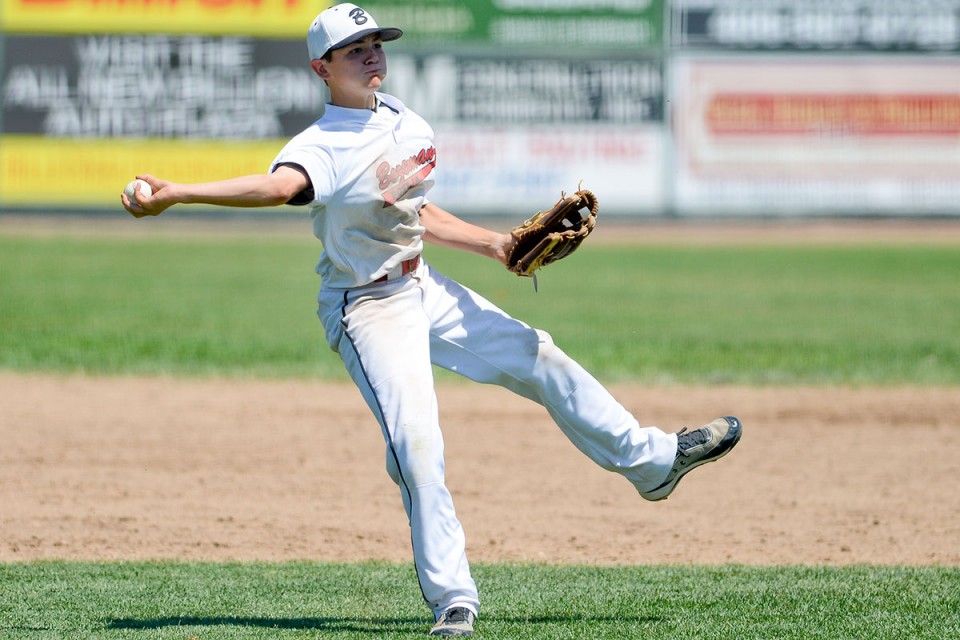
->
[0, 135, 286, 206]
[1, 0, 328, 36]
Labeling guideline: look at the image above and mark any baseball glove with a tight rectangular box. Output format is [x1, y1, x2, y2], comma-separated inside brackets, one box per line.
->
[506, 187, 599, 277]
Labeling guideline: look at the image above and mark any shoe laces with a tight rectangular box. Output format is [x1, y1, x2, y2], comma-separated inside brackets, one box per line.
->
[675, 426, 710, 456]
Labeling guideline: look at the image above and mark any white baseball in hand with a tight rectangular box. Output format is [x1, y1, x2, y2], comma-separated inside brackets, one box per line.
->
[123, 179, 152, 200]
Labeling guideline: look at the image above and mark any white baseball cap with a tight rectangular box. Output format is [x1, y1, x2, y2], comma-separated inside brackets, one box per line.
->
[307, 3, 403, 60]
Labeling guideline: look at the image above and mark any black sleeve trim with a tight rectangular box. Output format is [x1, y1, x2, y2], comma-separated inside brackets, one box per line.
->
[275, 162, 315, 206]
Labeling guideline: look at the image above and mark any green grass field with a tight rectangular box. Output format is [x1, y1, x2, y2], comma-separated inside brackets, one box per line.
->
[2, 222, 959, 638]
[2, 562, 959, 639]
[1, 229, 958, 384]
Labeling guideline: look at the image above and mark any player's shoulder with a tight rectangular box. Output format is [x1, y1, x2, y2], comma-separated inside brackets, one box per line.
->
[282, 106, 357, 149]
[377, 93, 434, 136]
[278, 124, 331, 159]
[271, 122, 336, 172]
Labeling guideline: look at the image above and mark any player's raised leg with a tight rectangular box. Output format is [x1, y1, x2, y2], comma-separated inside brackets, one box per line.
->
[419, 264, 741, 498]
[417, 266, 672, 491]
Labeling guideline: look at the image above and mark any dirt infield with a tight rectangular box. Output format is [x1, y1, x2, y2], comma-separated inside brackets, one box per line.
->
[2, 216, 958, 566]
[2, 373, 958, 566]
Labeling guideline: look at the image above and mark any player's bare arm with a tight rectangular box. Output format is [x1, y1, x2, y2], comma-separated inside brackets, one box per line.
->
[420, 203, 515, 266]
[122, 166, 309, 218]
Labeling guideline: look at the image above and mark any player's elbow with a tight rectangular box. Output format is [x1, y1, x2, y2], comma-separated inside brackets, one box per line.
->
[265, 167, 311, 206]
[259, 181, 299, 205]
[263, 189, 297, 206]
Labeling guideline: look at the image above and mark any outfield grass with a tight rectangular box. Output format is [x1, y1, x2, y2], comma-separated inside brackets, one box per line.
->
[0, 230, 957, 384]
[2, 562, 958, 639]
[2, 225, 958, 639]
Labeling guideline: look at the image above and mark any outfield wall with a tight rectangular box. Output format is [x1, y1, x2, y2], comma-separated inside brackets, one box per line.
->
[1, 0, 958, 216]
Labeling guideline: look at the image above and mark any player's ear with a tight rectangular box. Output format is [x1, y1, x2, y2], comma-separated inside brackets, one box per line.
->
[311, 59, 330, 80]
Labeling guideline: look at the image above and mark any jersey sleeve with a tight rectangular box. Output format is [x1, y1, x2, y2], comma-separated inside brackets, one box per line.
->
[270, 144, 337, 204]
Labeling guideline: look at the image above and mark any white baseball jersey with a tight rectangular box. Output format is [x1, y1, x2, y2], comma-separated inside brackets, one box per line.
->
[270, 92, 434, 289]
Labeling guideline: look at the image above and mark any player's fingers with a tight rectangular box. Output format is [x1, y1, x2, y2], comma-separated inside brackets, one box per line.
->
[137, 174, 166, 194]
[121, 192, 149, 218]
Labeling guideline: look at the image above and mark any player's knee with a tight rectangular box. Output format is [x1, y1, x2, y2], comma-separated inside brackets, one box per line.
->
[385, 449, 402, 486]
[384, 445, 442, 488]
[535, 329, 559, 356]
[533, 329, 579, 375]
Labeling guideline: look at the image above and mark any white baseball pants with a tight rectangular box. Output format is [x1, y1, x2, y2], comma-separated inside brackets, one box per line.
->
[318, 259, 677, 618]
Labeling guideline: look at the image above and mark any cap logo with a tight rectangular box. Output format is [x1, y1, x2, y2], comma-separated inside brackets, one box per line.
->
[349, 8, 368, 25]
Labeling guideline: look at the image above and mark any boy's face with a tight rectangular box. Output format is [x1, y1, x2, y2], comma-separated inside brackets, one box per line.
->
[312, 34, 387, 94]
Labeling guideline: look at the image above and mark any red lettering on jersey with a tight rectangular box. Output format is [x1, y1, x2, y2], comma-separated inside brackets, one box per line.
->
[376, 146, 437, 206]
[382, 162, 436, 206]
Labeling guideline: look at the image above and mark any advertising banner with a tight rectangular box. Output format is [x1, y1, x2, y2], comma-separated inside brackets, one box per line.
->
[2, 0, 664, 47]
[381, 52, 666, 214]
[385, 54, 664, 126]
[429, 126, 664, 215]
[672, 0, 960, 52]
[1, 0, 325, 36]
[0, 34, 325, 206]
[1, 136, 286, 206]
[364, 0, 664, 50]
[672, 56, 960, 214]
[1, 31, 665, 213]
[1, 35, 325, 138]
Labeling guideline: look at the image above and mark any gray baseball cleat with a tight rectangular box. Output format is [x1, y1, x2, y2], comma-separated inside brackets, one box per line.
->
[429, 606, 476, 637]
[640, 416, 743, 501]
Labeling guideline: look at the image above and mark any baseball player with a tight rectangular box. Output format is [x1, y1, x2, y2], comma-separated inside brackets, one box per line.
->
[121, 4, 742, 636]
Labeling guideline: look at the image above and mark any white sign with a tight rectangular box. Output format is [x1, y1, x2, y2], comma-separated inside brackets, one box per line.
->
[430, 126, 665, 216]
[672, 56, 960, 214]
